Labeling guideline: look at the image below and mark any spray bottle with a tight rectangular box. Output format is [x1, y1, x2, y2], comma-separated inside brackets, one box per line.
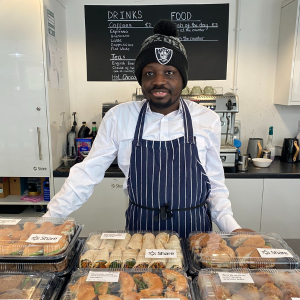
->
[67, 112, 77, 158]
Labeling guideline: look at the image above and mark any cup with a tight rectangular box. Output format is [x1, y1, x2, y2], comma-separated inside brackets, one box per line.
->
[203, 86, 217, 95]
[190, 86, 202, 95]
[238, 154, 248, 172]
[181, 86, 190, 96]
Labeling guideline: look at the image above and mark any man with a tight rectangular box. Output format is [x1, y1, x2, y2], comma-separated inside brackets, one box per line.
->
[44, 20, 245, 237]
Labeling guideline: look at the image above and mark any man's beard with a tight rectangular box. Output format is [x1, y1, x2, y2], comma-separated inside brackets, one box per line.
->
[148, 96, 180, 109]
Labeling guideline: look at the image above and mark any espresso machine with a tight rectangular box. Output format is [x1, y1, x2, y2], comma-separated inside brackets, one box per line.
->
[132, 89, 239, 168]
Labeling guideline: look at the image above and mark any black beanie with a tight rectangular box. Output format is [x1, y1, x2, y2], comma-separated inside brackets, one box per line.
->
[135, 19, 189, 88]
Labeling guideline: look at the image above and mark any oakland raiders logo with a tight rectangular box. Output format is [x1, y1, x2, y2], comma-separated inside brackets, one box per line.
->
[155, 47, 173, 65]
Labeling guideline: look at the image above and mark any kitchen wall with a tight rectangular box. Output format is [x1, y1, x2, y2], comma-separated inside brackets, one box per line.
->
[63, 0, 300, 153]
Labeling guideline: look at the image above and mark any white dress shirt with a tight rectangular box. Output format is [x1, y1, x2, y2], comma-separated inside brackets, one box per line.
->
[45, 99, 241, 232]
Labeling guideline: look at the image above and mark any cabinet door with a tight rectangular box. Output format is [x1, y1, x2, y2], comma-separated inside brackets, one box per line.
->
[261, 179, 300, 238]
[54, 178, 128, 237]
[213, 179, 263, 232]
[0, 0, 50, 177]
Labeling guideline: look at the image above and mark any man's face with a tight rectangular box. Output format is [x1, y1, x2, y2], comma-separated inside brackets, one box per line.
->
[141, 62, 183, 114]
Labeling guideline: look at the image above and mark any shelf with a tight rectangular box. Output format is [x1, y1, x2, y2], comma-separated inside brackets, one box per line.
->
[0, 206, 45, 217]
[0, 195, 49, 205]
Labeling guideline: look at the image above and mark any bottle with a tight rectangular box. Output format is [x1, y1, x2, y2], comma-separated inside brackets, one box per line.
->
[78, 121, 90, 138]
[91, 121, 97, 144]
[265, 126, 275, 160]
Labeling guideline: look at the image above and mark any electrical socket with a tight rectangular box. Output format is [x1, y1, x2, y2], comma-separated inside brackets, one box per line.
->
[298, 120, 300, 131]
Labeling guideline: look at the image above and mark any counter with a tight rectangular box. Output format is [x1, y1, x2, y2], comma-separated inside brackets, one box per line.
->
[53, 158, 300, 179]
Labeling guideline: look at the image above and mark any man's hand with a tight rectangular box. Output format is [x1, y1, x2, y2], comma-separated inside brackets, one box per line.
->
[232, 228, 255, 233]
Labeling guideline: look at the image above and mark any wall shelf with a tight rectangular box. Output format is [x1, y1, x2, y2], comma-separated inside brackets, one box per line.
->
[0, 195, 49, 206]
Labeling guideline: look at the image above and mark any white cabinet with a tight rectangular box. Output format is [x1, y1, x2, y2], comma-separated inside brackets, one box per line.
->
[0, 0, 71, 188]
[261, 179, 300, 238]
[274, 0, 300, 105]
[54, 178, 128, 237]
[212, 179, 264, 232]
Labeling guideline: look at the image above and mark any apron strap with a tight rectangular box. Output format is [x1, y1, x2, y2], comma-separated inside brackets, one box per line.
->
[133, 98, 195, 147]
[180, 98, 195, 144]
[133, 101, 148, 147]
[128, 199, 207, 221]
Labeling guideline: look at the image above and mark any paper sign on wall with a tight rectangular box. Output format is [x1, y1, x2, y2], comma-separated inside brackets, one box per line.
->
[26, 234, 62, 244]
[145, 249, 177, 258]
[257, 248, 293, 258]
[100, 233, 126, 239]
[0, 219, 21, 225]
[219, 272, 254, 283]
[86, 271, 120, 282]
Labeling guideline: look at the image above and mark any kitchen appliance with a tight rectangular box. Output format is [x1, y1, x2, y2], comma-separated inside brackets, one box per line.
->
[247, 138, 263, 159]
[132, 90, 240, 168]
[280, 138, 300, 163]
[238, 154, 248, 172]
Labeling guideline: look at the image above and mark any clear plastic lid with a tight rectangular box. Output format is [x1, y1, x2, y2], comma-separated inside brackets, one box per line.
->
[0, 217, 81, 260]
[195, 268, 300, 300]
[0, 273, 60, 300]
[0, 239, 83, 275]
[186, 231, 300, 272]
[61, 268, 192, 300]
[80, 230, 187, 271]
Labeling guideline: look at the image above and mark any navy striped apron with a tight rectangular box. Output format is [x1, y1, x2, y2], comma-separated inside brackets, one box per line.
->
[126, 98, 212, 237]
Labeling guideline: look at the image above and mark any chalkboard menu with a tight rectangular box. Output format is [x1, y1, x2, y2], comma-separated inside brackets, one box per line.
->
[85, 4, 229, 82]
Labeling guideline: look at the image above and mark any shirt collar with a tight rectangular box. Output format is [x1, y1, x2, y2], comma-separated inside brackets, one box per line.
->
[145, 98, 183, 116]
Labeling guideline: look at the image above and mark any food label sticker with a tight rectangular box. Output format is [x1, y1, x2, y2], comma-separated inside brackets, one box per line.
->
[0, 219, 21, 225]
[257, 248, 294, 258]
[86, 271, 120, 282]
[219, 272, 254, 283]
[26, 234, 62, 243]
[291, 298, 300, 300]
[145, 249, 177, 258]
[100, 233, 127, 239]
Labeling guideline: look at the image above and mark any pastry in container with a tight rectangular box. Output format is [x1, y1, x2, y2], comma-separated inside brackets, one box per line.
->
[0, 217, 82, 273]
[0, 273, 64, 300]
[194, 269, 300, 300]
[186, 231, 300, 273]
[60, 268, 192, 300]
[79, 231, 187, 271]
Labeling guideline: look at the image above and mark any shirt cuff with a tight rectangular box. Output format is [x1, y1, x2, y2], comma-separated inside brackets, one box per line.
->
[214, 214, 241, 232]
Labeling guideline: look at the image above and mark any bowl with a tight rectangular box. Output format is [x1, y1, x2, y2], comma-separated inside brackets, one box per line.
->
[252, 158, 272, 167]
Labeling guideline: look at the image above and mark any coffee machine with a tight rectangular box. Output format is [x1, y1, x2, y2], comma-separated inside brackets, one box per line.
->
[132, 90, 239, 168]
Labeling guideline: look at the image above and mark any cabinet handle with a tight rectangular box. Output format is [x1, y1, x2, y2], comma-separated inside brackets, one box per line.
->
[37, 127, 42, 160]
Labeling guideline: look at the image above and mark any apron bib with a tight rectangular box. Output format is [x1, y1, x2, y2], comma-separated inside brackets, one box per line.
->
[126, 98, 212, 237]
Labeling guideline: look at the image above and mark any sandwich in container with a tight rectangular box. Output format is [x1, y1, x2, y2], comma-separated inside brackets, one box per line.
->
[186, 231, 300, 273]
[60, 268, 192, 300]
[80, 230, 188, 271]
[194, 268, 300, 300]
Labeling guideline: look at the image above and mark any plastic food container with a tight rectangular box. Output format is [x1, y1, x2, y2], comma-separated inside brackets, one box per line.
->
[61, 155, 77, 167]
[0, 239, 83, 276]
[194, 268, 300, 300]
[0, 273, 64, 300]
[0, 217, 82, 269]
[61, 268, 192, 300]
[79, 230, 188, 271]
[186, 231, 300, 274]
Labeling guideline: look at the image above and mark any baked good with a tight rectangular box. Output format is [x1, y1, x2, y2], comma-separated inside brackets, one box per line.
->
[230, 235, 252, 247]
[214, 285, 232, 299]
[241, 236, 265, 248]
[252, 272, 275, 289]
[249, 246, 276, 269]
[237, 284, 260, 300]
[201, 243, 236, 268]
[258, 283, 283, 300]
[231, 295, 247, 300]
